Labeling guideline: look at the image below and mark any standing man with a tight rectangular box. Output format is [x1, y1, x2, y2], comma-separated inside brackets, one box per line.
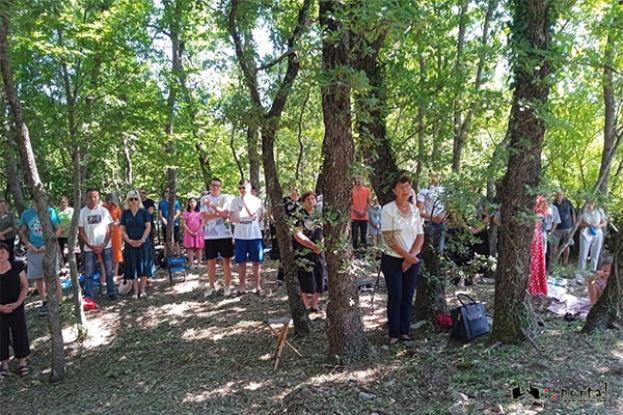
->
[78, 189, 118, 301]
[542, 196, 561, 270]
[351, 176, 371, 254]
[139, 188, 156, 242]
[158, 188, 181, 256]
[551, 189, 576, 266]
[19, 195, 63, 315]
[230, 179, 265, 296]
[417, 171, 448, 253]
[201, 177, 235, 297]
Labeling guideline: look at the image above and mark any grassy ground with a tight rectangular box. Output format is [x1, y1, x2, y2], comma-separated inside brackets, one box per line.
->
[1, 259, 621, 415]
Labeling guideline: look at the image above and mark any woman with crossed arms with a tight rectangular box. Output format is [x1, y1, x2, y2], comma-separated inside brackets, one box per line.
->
[381, 174, 424, 345]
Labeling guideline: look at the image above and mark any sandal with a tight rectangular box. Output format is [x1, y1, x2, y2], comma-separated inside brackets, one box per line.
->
[232, 290, 246, 298]
[19, 365, 29, 376]
[0, 368, 7, 380]
[399, 335, 413, 342]
[255, 289, 265, 297]
[389, 338, 400, 345]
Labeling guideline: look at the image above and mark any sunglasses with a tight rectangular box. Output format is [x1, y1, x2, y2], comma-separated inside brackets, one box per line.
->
[129, 197, 139, 202]
[238, 186, 246, 190]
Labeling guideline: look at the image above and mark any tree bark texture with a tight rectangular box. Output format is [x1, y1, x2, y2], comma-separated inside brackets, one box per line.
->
[583, 217, 623, 332]
[0, 7, 65, 382]
[491, 0, 556, 344]
[320, 0, 368, 362]
[2, 127, 25, 213]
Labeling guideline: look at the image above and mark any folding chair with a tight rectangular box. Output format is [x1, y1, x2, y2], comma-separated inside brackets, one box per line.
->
[263, 317, 302, 370]
[167, 255, 187, 283]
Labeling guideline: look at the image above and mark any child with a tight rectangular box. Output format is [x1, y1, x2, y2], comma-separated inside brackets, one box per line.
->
[182, 197, 204, 269]
[585, 257, 613, 305]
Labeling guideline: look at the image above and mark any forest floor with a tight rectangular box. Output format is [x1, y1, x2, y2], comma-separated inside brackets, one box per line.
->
[0, 258, 622, 415]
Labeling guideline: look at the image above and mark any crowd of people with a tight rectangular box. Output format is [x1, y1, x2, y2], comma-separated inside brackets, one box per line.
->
[0, 172, 616, 374]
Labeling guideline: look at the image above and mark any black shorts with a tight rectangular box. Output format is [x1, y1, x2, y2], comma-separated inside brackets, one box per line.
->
[204, 238, 234, 260]
[161, 224, 180, 242]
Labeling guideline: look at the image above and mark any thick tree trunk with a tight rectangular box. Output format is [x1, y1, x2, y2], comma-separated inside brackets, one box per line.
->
[491, 0, 556, 344]
[598, 33, 616, 197]
[320, 0, 368, 362]
[583, 217, 623, 332]
[0, 9, 65, 382]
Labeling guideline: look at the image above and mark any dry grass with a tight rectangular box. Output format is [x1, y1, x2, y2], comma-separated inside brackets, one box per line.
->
[0, 259, 622, 415]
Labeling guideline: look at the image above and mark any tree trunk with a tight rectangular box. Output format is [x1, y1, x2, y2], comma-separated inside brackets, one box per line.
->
[491, 0, 556, 344]
[0, 8, 65, 382]
[413, 232, 448, 322]
[451, 0, 469, 173]
[583, 217, 623, 332]
[228, 0, 313, 334]
[68, 148, 87, 326]
[247, 125, 261, 190]
[320, 0, 368, 362]
[598, 32, 616, 197]
[2, 126, 25, 213]
[351, 28, 399, 206]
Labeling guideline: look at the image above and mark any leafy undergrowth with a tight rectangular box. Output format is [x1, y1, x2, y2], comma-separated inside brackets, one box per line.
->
[1, 260, 622, 415]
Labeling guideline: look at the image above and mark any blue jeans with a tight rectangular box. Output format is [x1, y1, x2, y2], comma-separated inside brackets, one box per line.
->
[381, 253, 421, 339]
[84, 248, 116, 299]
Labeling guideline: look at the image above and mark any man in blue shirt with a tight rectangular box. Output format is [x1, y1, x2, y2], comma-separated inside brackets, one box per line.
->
[158, 187, 181, 256]
[19, 197, 62, 315]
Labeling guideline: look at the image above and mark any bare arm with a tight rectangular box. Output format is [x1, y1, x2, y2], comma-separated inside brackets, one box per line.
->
[294, 230, 321, 254]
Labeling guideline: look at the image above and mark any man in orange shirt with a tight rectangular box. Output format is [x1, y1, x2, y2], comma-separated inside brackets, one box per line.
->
[351, 176, 372, 253]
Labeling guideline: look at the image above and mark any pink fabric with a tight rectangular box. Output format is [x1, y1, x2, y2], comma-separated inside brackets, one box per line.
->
[529, 196, 548, 296]
[182, 211, 204, 248]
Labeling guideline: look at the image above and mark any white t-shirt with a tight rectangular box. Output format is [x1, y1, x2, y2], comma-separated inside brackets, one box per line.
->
[230, 195, 264, 240]
[200, 194, 233, 240]
[381, 201, 424, 258]
[417, 185, 446, 220]
[78, 205, 113, 251]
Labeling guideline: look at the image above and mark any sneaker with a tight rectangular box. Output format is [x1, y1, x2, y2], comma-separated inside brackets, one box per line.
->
[39, 302, 48, 316]
[139, 292, 147, 298]
[223, 287, 232, 297]
[204, 288, 215, 298]
[108, 294, 120, 301]
[131, 294, 138, 300]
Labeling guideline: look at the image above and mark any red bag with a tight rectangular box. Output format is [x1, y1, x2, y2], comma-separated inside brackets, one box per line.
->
[435, 313, 453, 328]
[82, 297, 98, 311]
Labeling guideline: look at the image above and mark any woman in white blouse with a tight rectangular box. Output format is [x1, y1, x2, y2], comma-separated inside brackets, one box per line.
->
[578, 200, 607, 272]
[381, 175, 424, 345]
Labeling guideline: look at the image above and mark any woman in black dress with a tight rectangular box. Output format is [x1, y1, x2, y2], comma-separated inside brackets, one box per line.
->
[293, 191, 327, 313]
[120, 191, 153, 300]
[0, 242, 30, 379]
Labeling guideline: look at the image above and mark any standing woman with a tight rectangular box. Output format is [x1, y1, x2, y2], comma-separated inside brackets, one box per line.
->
[293, 191, 327, 313]
[104, 194, 124, 279]
[529, 196, 548, 296]
[381, 175, 424, 345]
[182, 197, 204, 269]
[0, 200, 18, 262]
[0, 242, 30, 379]
[120, 191, 153, 299]
[578, 199, 608, 272]
[55, 196, 74, 265]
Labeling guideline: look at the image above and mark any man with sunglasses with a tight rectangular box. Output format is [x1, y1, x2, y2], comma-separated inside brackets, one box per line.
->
[230, 179, 265, 296]
[200, 177, 235, 297]
[78, 188, 118, 300]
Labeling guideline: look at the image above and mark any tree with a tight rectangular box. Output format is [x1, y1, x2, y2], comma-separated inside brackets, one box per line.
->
[491, 0, 558, 343]
[227, 0, 313, 334]
[319, 0, 368, 361]
[0, 3, 65, 382]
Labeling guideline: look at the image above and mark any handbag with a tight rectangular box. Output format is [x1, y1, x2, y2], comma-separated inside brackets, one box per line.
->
[450, 293, 490, 341]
